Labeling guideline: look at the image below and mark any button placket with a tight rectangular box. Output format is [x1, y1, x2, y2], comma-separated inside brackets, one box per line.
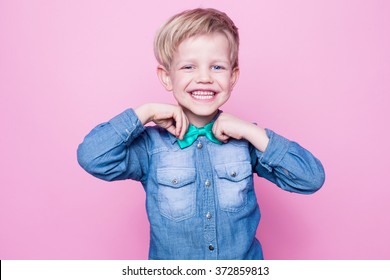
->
[194, 138, 217, 259]
[205, 180, 212, 220]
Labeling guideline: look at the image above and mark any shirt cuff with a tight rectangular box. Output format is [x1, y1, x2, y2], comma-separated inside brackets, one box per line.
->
[108, 108, 145, 143]
[256, 128, 290, 172]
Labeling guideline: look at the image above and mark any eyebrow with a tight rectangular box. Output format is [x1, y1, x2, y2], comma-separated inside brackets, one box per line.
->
[175, 58, 231, 65]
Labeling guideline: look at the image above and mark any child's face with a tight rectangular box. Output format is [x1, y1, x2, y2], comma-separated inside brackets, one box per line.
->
[159, 33, 239, 125]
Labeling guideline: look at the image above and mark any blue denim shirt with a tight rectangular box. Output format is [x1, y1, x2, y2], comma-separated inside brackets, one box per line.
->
[77, 109, 325, 260]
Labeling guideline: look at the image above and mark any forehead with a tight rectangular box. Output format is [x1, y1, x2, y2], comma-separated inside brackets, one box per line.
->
[174, 33, 230, 60]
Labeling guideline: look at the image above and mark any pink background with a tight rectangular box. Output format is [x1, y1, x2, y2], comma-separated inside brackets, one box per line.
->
[1, 0, 389, 259]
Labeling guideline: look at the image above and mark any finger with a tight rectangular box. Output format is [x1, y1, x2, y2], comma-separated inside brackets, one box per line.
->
[220, 134, 230, 143]
[213, 123, 229, 143]
[212, 121, 220, 138]
[179, 113, 189, 140]
[176, 111, 185, 140]
[216, 133, 229, 143]
[212, 120, 223, 137]
[173, 109, 182, 138]
[165, 123, 177, 137]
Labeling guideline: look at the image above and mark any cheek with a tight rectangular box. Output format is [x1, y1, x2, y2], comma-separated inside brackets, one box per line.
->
[173, 75, 192, 89]
[222, 76, 235, 90]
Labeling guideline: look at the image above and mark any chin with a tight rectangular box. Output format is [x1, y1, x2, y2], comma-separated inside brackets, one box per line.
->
[190, 107, 219, 116]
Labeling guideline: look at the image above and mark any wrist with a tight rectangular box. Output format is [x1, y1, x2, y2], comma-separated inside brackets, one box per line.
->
[244, 123, 269, 152]
[134, 104, 153, 125]
[240, 122, 258, 139]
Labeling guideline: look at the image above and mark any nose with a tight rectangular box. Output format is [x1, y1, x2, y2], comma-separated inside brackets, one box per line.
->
[196, 68, 213, 84]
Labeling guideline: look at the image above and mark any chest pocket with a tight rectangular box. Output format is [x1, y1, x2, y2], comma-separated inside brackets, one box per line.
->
[157, 168, 196, 221]
[215, 161, 252, 212]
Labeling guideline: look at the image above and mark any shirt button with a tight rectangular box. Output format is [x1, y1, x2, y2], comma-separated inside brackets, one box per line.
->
[208, 245, 214, 251]
[206, 212, 212, 219]
[205, 180, 211, 187]
[171, 178, 178, 184]
[197, 142, 203, 149]
[230, 171, 237, 177]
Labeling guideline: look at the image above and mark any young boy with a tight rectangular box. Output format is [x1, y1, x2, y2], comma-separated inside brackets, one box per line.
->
[77, 8, 325, 260]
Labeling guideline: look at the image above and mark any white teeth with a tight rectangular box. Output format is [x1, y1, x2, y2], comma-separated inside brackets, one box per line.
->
[191, 91, 215, 100]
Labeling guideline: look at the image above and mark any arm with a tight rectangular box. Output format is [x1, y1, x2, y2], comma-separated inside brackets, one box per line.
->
[77, 109, 149, 182]
[212, 113, 325, 194]
[77, 103, 189, 182]
[250, 129, 325, 194]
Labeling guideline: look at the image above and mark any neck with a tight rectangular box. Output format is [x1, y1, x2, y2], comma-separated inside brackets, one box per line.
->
[183, 109, 219, 128]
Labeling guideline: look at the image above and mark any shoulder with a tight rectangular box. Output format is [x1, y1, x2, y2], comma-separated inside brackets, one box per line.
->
[144, 125, 169, 139]
[140, 126, 174, 153]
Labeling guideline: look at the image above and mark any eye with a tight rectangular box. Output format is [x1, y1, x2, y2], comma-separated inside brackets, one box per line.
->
[181, 65, 195, 70]
[211, 65, 224, 71]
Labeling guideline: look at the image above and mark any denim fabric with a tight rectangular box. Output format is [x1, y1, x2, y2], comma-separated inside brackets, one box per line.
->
[77, 109, 325, 260]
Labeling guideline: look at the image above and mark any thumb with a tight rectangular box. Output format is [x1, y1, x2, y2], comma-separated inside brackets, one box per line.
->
[164, 123, 177, 137]
[213, 124, 230, 143]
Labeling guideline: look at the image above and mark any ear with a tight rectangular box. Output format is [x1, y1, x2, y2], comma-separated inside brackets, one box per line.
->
[230, 67, 240, 89]
[157, 65, 173, 91]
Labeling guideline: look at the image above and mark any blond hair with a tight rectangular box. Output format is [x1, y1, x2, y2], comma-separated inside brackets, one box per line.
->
[154, 8, 239, 70]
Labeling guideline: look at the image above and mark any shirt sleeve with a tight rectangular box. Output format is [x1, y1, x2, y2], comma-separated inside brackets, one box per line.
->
[77, 108, 149, 182]
[251, 128, 325, 194]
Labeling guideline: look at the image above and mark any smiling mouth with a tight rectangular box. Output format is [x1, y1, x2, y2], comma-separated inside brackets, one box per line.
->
[190, 91, 216, 100]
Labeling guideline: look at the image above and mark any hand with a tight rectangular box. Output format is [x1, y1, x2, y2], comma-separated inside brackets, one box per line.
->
[212, 112, 251, 143]
[135, 103, 189, 140]
[212, 112, 270, 151]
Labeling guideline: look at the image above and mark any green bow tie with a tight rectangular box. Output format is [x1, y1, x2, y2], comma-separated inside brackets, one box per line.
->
[177, 122, 222, 149]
